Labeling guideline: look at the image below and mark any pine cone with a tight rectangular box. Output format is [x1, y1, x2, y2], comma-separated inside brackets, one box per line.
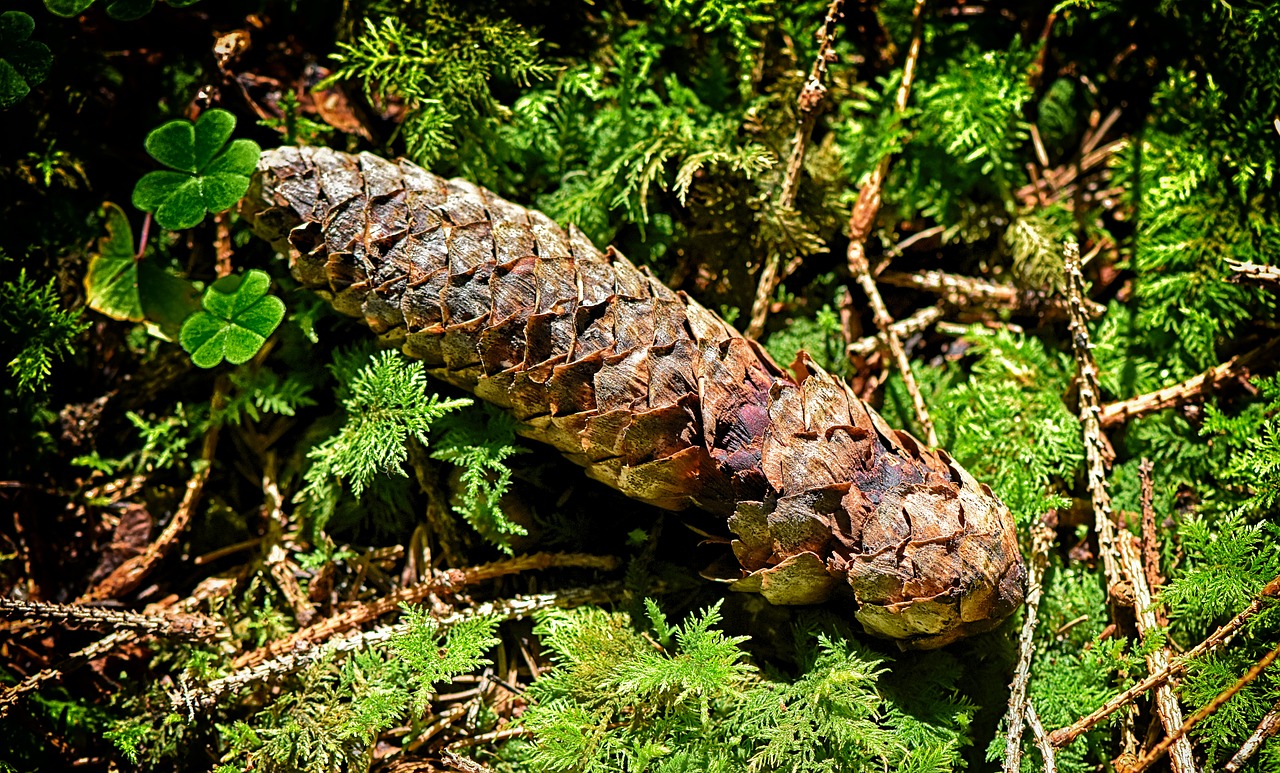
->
[241, 146, 1026, 649]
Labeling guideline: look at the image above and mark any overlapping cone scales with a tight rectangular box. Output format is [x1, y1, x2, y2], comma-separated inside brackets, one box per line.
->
[241, 146, 1025, 648]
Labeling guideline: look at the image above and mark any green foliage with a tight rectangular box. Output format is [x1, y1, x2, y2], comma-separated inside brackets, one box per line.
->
[0, 11, 51, 109]
[518, 602, 975, 773]
[126, 402, 202, 471]
[430, 405, 528, 553]
[520, 600, 757, 771]
[513, 17, 775, 246]
[884, 328, 1082, 527]
[0, 267, 88, 394]
[328, 4, 553, 167]
[84, 202, 198, 339]
[736, 634, 892, 771]
[215, 607, 498, 772]
[217, 364, 317, 425]
[764, 304, 848, 378]
[45, 0, 202, 21]
[257, 90, 333, 146]
[1163, 512, 1280, 629]
[132, 109, 262, 230]
[300, 349, 469, 528]
[180, 269, 285, 368]
[1204, 376, 1280, 515]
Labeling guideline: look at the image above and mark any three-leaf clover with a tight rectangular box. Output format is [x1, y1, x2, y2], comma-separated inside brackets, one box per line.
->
[45, 0, 201, 22]
[0, 11, 52, 110]
[84, 202, 198, 339]
[132, 108, 261, 231]
[180, 269, 285, 368]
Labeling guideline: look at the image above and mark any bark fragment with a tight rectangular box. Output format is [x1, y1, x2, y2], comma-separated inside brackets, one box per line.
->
[241, 146, 1026, 648]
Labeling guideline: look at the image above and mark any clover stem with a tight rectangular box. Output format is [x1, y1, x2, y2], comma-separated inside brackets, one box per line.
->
[135, 212, 153, 260]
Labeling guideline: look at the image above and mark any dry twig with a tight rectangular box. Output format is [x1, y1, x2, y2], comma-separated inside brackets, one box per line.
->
[846, 305, 943, 358]
[842, 0, 937, 445]
[1226, 259, 1280, 287]
[0, 629, 135, 718]
[1002, 519, 1056, 773]
[78, 378, 228, 603]
[747, 0, 845, 338]
[1050, 573, 1280, 747]
[1118, 461, 1196, 773]
[0, 599, 223, 641]
[259, 453, 317, 625]
[233, 552, 618, 669]
[1133, 641, 1280, 773]
[1099, 341, 1280, 428]
[176, 584, 621, 712]
[1224, 699, 1280, 772]
[0, 575, 236, 718]
[1026, 702, 1058, 773]
[1138, 461, 1165, 610]
[878, 269, 1105, 318]
[1065, 242, 1123, 590]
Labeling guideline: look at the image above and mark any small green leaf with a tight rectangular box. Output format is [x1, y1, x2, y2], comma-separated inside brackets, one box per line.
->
[131, 170, 191, 212]
[180, 269, 285, 368]
[192, 109, 235, 169]
[84, 203, 199, 339]
[0, 12, 52, 109]
[105, 0, 156, 20]
[144, 119, 197, 173]
[47, 0, 203, 19]
[132, 109, 262, 231]
[153, 177, 206, 231]
[43, 0, 95, 17]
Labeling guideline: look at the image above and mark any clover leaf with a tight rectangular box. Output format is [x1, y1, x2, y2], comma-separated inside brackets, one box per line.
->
[45, 0, 202, 21]
[43, 0, 95, 18]
[0, 12, 52, 110]
[180, 269, 285, 368]
[132, 108, 261, 230]
[84, 202, 198, 340]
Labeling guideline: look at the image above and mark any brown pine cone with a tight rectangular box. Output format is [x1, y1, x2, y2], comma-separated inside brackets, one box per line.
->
[241, 146, 1026, 649]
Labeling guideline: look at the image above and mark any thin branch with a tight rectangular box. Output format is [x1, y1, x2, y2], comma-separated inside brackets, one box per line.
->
[134, 211, 152, 260]
[0, 599, 223, 641]
[1224, 699, 1280, 772]
[447, 725, 534, 750]
[1133, 640, 1280, 773]
[868, 224, 946, 276]
[842, 0, 936, 445]
[260, 453, 317, 625]
[1099, 341, 1280, 428]
[1139, 460, 1166, 611]
[1065, 241, 1123, 589]
[1118, 462, 1196, 773]
[846, 305, 944, 357]
[78, 377, 228, 603]
[232, 552, 618, 669]
[1002, 519, 1055, 773]
[1226, 259, 1280, 287]
[175, 584, 621, 713]
[746, 0, 846, 338]
[0, 573, 237, 718]
[0, 629, 135, 718]
[1015, 138, 1127, 207]
[878, 269, 1106, 318]
[880, 270, 1020, 307]
[1026, 702, 1058, 773]
[1049, 573, 1280, 747]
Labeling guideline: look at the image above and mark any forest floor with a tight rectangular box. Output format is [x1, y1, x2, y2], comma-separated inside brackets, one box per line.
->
[2, 1, 1280, 772]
